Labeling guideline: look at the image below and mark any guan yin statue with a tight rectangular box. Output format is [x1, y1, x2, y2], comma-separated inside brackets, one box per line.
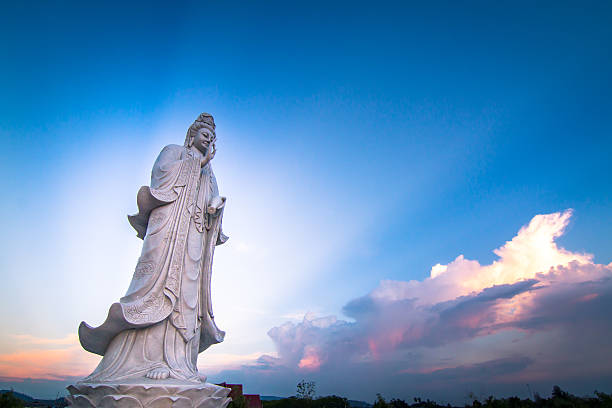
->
[68, 113, 232, 408]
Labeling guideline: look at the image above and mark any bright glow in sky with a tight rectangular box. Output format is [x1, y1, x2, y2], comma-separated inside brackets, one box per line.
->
[1, 1, 612, 403]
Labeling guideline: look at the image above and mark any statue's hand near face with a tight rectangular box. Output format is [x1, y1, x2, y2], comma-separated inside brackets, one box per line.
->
[207, 196, 225, 214]
[193, 127, 216, 166]
[201, 143, 216, 167]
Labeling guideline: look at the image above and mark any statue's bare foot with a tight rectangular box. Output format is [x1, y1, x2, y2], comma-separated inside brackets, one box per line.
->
[146, 367, 170, 380]
[199, 373, 207, 383]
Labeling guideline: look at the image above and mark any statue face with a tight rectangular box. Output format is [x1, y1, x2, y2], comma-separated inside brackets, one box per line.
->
[193, 127, 215, 154]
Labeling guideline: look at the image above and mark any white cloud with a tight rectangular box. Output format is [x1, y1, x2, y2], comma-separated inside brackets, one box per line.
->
[250, 211, 612, 402]
[371, 210, 592, 306]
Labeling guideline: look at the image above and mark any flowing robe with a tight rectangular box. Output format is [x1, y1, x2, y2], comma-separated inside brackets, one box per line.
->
[78, 144, 227, 382]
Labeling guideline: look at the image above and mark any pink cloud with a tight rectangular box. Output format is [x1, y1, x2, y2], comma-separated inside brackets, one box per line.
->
[0, 334, 98, 380]
[371, 210, 592, 306]
[255, 211, 612, 400]
[298, 346, 322, 370]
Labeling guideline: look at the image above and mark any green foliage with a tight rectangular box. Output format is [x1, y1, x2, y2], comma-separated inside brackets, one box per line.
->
[315, 395, 349, 408]
[366, 386, 612, 408]
[390, 399, 410, 408]
[460, 386, 612, 408]
[265, 387, 612, 408]
[595, 391, 612, 407]
[263, 397, 297, 408]
[374, 394, 388, 408]
[0, 392, 24, 408]
[263, 395, 348, 408]
[229, 394, 248, 408]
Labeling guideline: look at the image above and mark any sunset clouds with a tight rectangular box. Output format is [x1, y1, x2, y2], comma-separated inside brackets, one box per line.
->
[250, 211, 612, 401]
[3, 210, 610, 403]
[0, 334, 97, 380]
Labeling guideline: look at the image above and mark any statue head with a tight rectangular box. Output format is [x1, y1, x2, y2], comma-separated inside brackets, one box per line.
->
[185, 113, 216, 152]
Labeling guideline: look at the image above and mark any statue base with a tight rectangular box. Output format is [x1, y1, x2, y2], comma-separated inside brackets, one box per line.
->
[66, 379, 232, 408]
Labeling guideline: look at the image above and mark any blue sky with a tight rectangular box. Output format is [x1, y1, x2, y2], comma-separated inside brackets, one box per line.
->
[1, 0, 612, 403]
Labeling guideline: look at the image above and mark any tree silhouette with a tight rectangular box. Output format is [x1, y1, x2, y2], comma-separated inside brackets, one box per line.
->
[297, 381, 316, 400]
[0, 392, 24, 408]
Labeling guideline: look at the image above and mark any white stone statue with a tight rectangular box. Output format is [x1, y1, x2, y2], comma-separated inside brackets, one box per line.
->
[68, 113, 231, 408]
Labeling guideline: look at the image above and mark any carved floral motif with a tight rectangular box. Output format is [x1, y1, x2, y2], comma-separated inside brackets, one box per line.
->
[134, 261, 155, 279]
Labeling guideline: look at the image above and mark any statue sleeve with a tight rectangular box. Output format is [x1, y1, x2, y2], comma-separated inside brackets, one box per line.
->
[150, 145, 187, 195]
[128, 145, 188, 239]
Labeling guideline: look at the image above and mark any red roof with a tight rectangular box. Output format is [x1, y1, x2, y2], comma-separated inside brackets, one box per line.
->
[216, 382, 262, 408]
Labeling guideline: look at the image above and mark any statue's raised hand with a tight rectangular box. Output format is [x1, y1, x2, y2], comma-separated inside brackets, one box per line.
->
[200, 143, 216, 167]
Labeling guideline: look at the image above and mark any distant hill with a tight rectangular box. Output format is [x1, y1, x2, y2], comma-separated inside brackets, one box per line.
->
[348, 400, 372, 408]
[0, 390, 67, 407]
[1, 390, 35, 402]
[261, 396, 286, 401]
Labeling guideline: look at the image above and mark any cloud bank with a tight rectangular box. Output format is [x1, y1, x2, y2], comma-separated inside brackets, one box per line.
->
[229, 211, 612, 403]
[0, 334, 98, 381]
[3, 211, 611, 403]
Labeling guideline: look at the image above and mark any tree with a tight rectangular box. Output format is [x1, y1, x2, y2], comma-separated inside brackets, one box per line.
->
[314, 395, 348, 408]
[551, 385, 569, 400]
[0, 392, 24, 408]
[389, 399, 409, 408]
[228, 394, 248, 408]
[297, 381, 316, 400]
[373, 394, 388, 408]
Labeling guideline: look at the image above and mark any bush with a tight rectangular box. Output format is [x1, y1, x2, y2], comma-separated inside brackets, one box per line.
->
[0, 392, 24, 408]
